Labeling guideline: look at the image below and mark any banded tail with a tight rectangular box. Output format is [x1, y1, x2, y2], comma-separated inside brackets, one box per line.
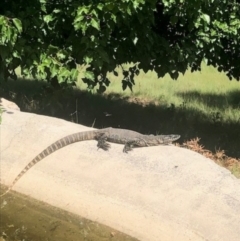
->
[0, 130, 97, 197]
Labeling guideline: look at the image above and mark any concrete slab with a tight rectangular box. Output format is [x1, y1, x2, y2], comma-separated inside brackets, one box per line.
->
[1, 98, 240, 241]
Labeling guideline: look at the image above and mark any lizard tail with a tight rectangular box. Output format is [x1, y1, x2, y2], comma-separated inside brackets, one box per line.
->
[0, 131, 96, 197]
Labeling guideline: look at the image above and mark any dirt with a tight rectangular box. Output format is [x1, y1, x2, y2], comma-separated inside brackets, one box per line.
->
[0, 185, 139, 241]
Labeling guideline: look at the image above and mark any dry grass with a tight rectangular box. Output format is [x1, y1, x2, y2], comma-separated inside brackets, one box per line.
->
[180, 138, 240, 178]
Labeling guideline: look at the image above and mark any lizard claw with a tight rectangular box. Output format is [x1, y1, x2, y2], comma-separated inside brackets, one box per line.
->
[123, 144, 133, 153]
[97, 140, 110, 151]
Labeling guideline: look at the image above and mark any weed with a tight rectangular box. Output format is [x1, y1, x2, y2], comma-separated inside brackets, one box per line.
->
[210, 111, 223, 124]
[181, 138, 240, 178]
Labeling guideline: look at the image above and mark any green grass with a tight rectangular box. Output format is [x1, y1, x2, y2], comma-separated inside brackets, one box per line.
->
[77, 64, 240, 124]
[231, 164, 240, 178]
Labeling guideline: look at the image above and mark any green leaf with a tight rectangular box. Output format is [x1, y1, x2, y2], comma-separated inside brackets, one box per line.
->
[111, 14, 117, 23]
[202, 14, 210, 24]
[84, 55, 93, 64]
[71, 69, 78, 80]
[13, 51, 21, 59]
[0, 16, 5, 25]
[50, 64, 58, 78]
[90, 19, 100, 30]
[84, 70, 95, 80]
[59, 67, 69, 77]
[53, 9, 61, 13]
[74, 15, 84, 24]
[57, 52, 66, 60]
[12, 18, 22, 33]
[91, 10, 98, 18]
[126, 6, 132, 15]
[43, 14, 54, 24]
[57, 76, 65, 83]
[133, 37, 138, 45]
[106, 3, 114, 11]
[6, 27, 12, 42]
[97, 3, 103, 10]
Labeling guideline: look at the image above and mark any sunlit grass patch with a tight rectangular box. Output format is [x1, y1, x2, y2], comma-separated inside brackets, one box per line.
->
[77, 63, 240, 124]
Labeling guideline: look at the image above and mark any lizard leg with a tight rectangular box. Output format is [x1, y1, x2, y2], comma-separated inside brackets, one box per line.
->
[95, 132, 110, 151]
[123, 140, 137, 153]
[123, 137, 150, 153]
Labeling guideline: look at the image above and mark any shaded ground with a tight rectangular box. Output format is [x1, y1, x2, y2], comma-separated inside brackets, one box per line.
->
[0, 185, 138, 241]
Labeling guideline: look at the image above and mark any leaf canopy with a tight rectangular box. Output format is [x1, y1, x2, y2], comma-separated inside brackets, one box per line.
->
[0, 0, 239, 91]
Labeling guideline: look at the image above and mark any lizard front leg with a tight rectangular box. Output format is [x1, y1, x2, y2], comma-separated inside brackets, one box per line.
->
[123, 138, 149, 153]
[95, 132, 110, 151]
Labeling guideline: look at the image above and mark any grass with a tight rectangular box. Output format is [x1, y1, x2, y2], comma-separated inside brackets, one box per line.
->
[180, 137, 240, 178]
[78, 64, 240, 124]
[1, 63, 240, 177]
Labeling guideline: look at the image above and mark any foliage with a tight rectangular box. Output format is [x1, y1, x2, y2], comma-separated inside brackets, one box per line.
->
[0, 0, 240, 92]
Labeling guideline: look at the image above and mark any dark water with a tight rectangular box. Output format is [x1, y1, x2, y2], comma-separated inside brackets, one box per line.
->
[0, 185, 139, 241]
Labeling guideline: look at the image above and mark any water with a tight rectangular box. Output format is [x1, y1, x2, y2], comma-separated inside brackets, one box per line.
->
[0, 185, 139, 241]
